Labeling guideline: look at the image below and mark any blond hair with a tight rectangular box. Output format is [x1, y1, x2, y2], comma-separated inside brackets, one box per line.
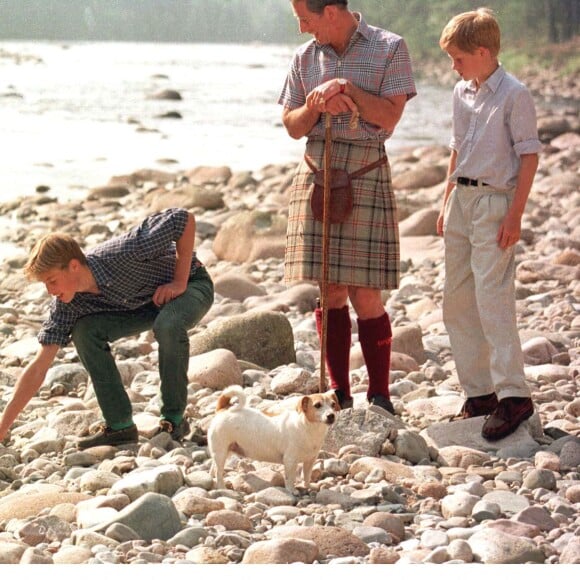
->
[24, 233, 87, 280]
[440, 8, 501, 57]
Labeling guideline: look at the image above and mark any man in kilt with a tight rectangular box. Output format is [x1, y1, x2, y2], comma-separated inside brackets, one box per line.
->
[279, 0, 416, 414]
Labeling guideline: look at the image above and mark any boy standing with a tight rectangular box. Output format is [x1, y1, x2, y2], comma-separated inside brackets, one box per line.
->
[0, 208, 214, 449]
[438, 9, 541, 440]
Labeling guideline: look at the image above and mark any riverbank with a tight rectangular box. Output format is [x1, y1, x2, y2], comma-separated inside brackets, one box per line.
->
[0, 68, 578, 565]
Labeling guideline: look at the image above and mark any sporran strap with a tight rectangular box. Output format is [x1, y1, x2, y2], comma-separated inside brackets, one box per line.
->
[304, 153, 387, 179]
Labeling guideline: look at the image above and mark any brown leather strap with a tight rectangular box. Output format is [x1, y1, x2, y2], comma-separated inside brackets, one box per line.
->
[304, 154, 387, 179]
[304, 154, 318, 174]
[349, 156, 388, 178]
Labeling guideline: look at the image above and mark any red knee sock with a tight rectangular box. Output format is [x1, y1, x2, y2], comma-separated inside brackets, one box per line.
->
[358, 313, 392, 400]
[315, 306, 351, 397]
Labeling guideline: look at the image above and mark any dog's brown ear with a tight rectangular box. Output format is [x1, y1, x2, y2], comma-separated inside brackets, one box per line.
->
[330, 392, 340, 409]
[216, 393, 230, 412]
[298, 396, 310, 414]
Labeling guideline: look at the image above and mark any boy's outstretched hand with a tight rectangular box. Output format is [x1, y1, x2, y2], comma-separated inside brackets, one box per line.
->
[0, 428, 10, 446]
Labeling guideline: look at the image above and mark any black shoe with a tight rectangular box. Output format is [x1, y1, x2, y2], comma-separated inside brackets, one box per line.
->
[368, 394, 395, 417]
[329, 389, 353, 410]
[77, 424, 138, 450]
[159, 418, 191, 441]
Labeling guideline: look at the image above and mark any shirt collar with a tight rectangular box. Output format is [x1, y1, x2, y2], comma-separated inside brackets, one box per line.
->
[316, 11, 368, 51]
[353, 12, 372, 41]
[467, 64, 505, 94]
[482, 64, 505, 93]
[86, 255, 110, 291]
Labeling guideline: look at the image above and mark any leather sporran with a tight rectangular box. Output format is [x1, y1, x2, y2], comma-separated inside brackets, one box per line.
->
[310, 168, 353, 224]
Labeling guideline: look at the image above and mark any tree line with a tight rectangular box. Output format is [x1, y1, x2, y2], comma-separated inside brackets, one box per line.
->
[0, 0, 577, 56]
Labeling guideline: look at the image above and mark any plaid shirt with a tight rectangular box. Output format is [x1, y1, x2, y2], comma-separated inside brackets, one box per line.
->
[38, 208, 201, 347]
[278, 12, 416, 141]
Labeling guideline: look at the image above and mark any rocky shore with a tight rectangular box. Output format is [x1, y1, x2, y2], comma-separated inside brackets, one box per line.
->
[0, 74, 578, 566]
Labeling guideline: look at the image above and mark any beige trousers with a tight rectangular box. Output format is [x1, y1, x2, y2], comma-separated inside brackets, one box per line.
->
[443, 185, 530, 400]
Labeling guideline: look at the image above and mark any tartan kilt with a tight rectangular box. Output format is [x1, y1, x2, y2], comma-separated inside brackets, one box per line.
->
[284, 138, 400, 289]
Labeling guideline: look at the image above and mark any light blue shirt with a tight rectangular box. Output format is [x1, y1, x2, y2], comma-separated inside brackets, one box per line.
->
[450, 65, 541, 190]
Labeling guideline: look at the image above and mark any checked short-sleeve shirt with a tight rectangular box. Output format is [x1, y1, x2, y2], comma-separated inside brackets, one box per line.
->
[278, 12, 416, 142]
[38, 208, 201, 347]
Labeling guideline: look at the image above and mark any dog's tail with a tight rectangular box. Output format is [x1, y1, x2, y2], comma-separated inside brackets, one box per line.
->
[216, 385, 247, 412]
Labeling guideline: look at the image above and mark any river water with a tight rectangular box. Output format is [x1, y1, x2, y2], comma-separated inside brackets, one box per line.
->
[0, 41, 452, 203]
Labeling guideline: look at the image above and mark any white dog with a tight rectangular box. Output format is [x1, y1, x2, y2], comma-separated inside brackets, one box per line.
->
[208, 385, 339, 493]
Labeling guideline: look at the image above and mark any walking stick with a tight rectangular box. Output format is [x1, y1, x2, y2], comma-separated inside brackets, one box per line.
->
[319, 112, 332, 393]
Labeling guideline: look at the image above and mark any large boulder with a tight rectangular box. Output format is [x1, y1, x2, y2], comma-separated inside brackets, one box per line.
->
[109, 168, 176, 187]
[516, 259, 580, 284]
[392, 165, 447, 190]
[189, 311, 296, 369]
[468, 528, 545, 563]
[266, 525, 369, 559]
[184, 165, 232, 186]
[147, 184, 224, 212]
[399, 208, 439, 236]
[324, 406, 405, 456]
[242, 537, 319, 564]
[187, 349, 244, 389]
[537, 115, 571, 142]
[91, 492, 182, 542]
[87, 185, 130, 201]
[392, 324, 427, 364]
[213, 272, 267, 302]
[213, 210, 287, 263]
[0, 490, 91, 521]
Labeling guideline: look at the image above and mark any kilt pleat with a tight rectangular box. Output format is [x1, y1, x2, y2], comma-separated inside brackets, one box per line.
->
[284, 139, 400, 289]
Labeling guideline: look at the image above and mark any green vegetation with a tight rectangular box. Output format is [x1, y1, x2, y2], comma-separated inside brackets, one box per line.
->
[357, 0, 578, 57]
[0, 0, 577, 74]
[500, 37, 580, 75]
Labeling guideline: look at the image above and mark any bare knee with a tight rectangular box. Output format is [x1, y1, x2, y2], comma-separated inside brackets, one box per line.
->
[320, 284, 348, 309]
[349, 287, 385, 319]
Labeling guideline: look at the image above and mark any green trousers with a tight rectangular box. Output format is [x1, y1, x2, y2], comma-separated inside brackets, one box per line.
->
[72, 267, 214, 429]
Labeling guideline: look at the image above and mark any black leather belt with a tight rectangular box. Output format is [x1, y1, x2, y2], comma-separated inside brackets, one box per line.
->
[457, 176, 489, 186]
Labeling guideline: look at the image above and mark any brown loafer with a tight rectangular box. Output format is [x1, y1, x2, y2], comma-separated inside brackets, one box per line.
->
[459, 392, 498, 419]
[482, 397, 534, 441]
[77, 424, 138, 450]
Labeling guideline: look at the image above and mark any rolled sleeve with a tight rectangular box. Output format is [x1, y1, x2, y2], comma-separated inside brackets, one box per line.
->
[510, 90, 541, 157]
[514, 138, 541, 157]
[38, 302, 77, 347]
